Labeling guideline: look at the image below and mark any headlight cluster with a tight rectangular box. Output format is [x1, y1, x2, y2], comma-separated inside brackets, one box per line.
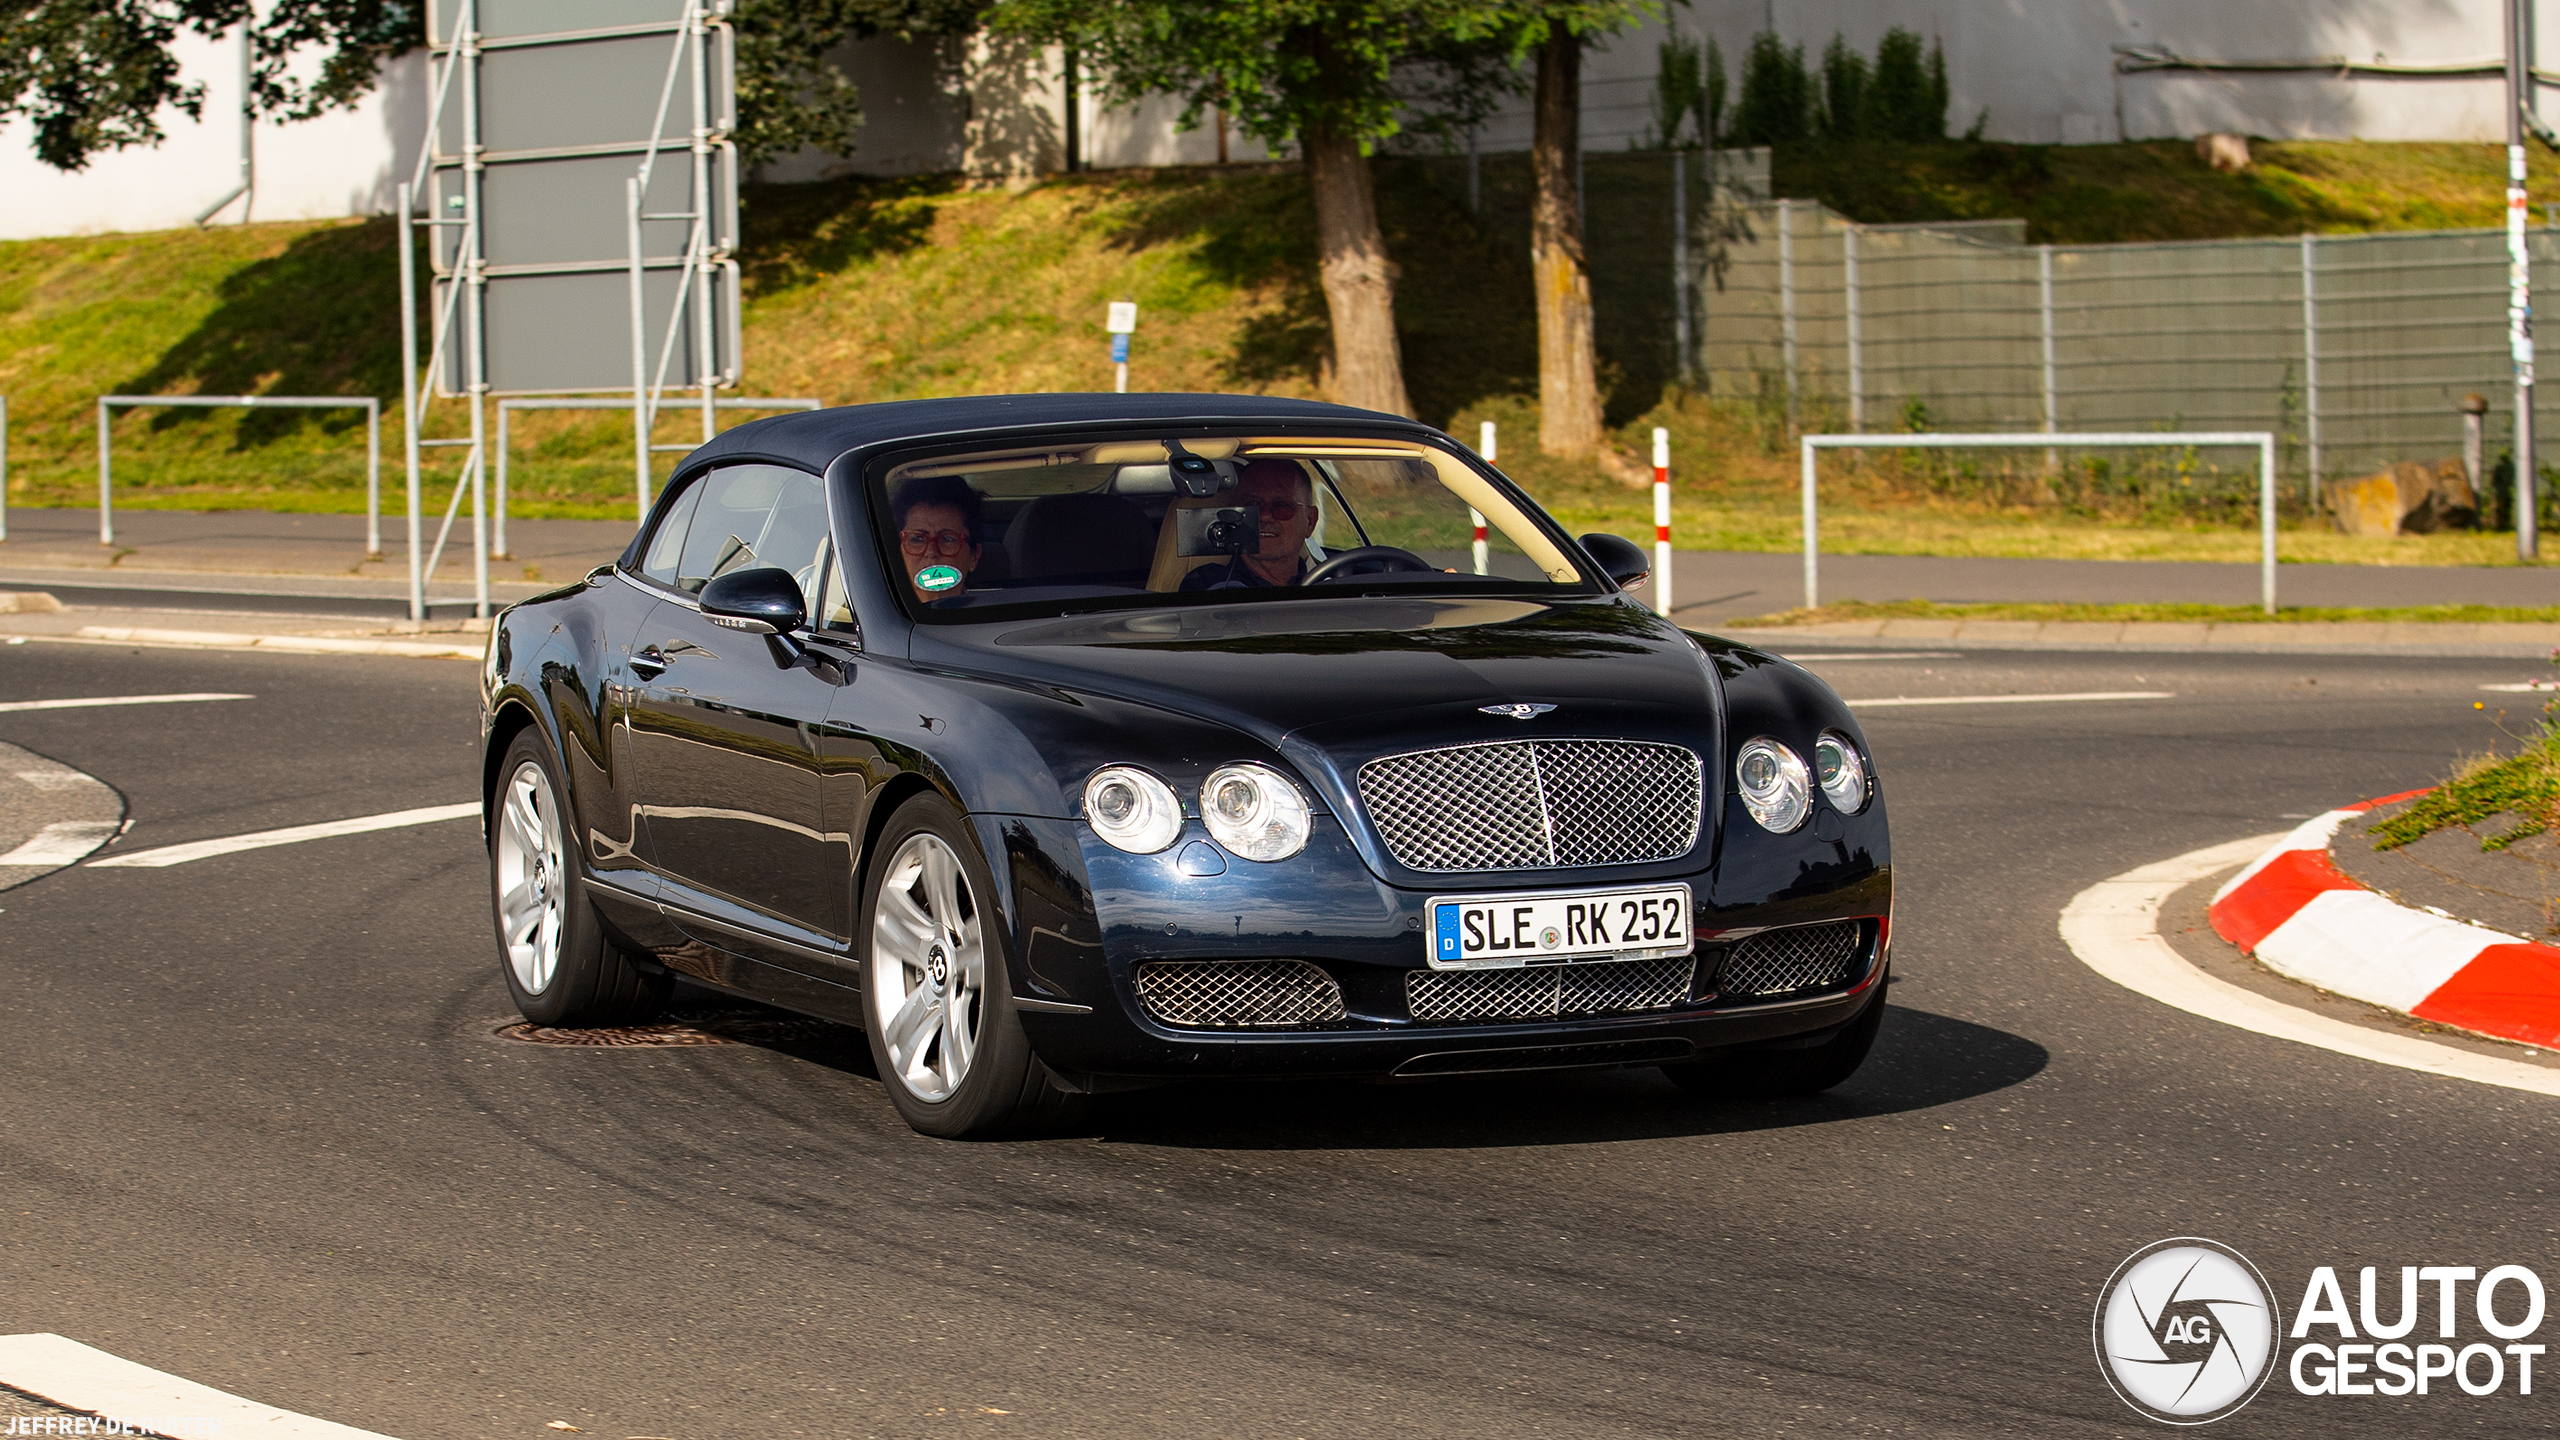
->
[1083, 763, 1312, 861]
[1735, 731, 1869, 834]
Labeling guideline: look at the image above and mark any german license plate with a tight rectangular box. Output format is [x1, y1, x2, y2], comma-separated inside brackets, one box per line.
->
[1425, 884, 1692, 970]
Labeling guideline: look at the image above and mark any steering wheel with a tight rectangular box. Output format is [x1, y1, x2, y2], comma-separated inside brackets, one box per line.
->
[1302, 546, 1436, 586]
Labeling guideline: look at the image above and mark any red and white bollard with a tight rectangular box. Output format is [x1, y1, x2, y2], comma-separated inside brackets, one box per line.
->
[1651, 427, 1672, 615]
[1472, 421, 1494, 576]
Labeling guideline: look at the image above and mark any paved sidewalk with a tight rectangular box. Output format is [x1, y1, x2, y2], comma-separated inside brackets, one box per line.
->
[0, 506, 630, 590]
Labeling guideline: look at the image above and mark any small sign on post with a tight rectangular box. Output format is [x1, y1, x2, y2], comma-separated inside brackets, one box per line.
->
[1107, 301, 1138, 394]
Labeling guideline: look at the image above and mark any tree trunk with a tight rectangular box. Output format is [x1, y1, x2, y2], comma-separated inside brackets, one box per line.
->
[1532, 24, 1602, 457]
[1302, 121, 1413, 417]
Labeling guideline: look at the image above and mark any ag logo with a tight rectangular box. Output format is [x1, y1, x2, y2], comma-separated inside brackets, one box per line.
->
[2095, 1238, 2281, 1425]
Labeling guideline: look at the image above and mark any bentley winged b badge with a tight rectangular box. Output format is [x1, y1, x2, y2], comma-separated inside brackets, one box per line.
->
[1478, 703, 1558, 720]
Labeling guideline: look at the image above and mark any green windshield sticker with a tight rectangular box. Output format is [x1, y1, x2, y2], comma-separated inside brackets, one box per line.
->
[915, 564, 962, 592]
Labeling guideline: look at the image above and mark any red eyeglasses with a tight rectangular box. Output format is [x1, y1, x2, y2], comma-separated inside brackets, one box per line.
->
[900, 529, 974, 554]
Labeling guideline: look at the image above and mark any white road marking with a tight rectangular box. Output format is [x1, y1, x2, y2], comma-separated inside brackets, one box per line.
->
[2058, 835, 2560, 1098]
[88, 802, 481, 869]
[2480, 681, 2560, 692]
[0, 821, 121, 866]
[1846, 690, 2174, 708]
[0, 692, 252, 713]
[15, 769, 108, 791]
[0, 1332, 393, 1439]
[1778, 651, 1963, 662]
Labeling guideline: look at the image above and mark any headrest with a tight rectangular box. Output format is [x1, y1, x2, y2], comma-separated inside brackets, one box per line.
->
[1008, 492, 1155, 580]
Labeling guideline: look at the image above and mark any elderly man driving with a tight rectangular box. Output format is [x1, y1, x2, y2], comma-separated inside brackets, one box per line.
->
[1179, 457, 1321, 590]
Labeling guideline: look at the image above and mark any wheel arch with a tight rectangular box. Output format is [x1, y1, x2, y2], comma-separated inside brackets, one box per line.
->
[483, 697, 547, 837]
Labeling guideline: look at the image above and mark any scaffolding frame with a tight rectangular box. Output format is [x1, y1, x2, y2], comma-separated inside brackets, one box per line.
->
[398, 0, 739, 624]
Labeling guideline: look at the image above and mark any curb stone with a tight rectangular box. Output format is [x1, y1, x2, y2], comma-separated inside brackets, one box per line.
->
[2209, 791, 2560, 1048]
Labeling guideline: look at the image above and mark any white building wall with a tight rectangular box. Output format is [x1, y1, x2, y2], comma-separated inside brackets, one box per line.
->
[0, 26, 422, 241]
[1661, 0, 2527, 146]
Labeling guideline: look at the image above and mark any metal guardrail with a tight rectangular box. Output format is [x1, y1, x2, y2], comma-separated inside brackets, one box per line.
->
[97, 395, 383, 552]
[1802, 431, 2280, 614]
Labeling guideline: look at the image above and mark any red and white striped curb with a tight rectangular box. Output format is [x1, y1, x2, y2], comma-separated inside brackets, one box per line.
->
[2208, 789, 2560, 1047]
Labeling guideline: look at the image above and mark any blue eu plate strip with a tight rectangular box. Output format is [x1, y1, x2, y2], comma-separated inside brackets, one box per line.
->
[1432, 904, 1462, 962]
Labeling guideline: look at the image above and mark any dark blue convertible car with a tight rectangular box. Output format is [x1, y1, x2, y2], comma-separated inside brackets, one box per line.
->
[479, 394, 1891, 1136]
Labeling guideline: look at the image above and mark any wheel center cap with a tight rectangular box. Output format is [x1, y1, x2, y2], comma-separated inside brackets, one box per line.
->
[925, 944, 949, 988]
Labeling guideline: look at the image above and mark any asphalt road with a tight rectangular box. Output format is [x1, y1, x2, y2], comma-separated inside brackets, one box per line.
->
[1, 639, 2554, 1439]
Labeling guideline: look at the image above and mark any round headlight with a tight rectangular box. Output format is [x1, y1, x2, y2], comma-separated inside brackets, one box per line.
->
[1735, 738, 1811, 834]
[1814, 732, 1868, 814]
[1200, 762, 1312, 861]
[1083, 765, 1184, 853]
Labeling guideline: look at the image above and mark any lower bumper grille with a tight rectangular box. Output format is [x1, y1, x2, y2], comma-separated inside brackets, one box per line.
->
[1405, 955, 1695, 1024]
[1134, 959, 1347, 1028]
[1395, 1037, 1693, 1076]
[1718, 921, 1865, 999]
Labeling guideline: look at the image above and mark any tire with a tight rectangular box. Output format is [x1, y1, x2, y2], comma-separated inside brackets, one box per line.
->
[1663, 981, 1886, 1099]
[490, 728, 671, 1026]
[858, 792, 1087, 1139]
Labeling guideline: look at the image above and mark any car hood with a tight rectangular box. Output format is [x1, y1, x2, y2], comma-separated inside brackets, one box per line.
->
[916, 594, 1724, 825]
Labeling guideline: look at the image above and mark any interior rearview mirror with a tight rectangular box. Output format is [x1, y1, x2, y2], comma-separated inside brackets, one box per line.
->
[1578, 532, 1651, 590]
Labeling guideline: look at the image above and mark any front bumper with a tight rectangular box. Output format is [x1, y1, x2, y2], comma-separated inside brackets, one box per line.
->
[993, 815, 1893, 1082]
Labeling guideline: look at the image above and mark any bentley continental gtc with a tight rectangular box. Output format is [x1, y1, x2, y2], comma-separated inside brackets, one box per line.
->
[479, 395, 1891, 1136]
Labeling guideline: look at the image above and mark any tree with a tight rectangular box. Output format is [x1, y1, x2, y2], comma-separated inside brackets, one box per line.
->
[992, 1, 1513, 418]
[1502, 3, 1660, 463]
[1869, 26, 1947, 142]
[1816, 33, 1866, 140]
[1729, 30, 1809, 146]
[731, 0, 986, 166]
[0, 0, 975, 174]
[0, 0, 413, 171]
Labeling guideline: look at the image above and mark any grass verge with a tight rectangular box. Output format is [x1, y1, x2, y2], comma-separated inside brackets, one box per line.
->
[1726, 600, 2560, 627]
[2371, 740, 2560, 853]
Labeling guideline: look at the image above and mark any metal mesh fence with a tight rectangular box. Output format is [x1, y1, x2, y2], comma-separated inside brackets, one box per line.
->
[1695, 193, 2553, 486]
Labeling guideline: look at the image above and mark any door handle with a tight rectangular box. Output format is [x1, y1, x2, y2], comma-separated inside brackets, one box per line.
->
[630, 645, 669, 679]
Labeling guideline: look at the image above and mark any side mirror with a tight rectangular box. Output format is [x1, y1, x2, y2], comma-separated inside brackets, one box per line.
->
[699, 566, 808, 636]
[1579, 532, 1652, 590]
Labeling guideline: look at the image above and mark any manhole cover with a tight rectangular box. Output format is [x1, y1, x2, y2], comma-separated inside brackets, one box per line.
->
[495, 1010, 846, 1048]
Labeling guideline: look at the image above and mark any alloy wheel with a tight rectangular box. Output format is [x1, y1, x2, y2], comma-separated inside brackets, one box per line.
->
[869, 832, 987, 1103]
[495, 758, 567, 995]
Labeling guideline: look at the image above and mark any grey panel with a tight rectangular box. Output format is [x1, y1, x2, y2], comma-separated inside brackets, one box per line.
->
[427, 144, 736, 282]
[481, 36, 699, 152]
[477, 154, 713, 268]
[440, 267, 738, 395]
[433, 0, 687, 44]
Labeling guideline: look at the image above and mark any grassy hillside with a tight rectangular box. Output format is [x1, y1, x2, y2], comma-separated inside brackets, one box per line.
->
[1772, 138, 2560, 244]
[0, 140, 2549, 569]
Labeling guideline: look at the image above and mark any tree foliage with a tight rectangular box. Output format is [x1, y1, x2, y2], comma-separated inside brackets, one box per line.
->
[0, 0, 981, 173]
[1729, 30, 1809, 146]
[0, 1, 420, 171]
[990, 0, 1522, 154]
[1731, 26, 1952, 148]
[730, 0, 984, 166]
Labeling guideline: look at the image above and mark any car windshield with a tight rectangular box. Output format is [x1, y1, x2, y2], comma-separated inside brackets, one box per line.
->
[870, 433, 1598, 621]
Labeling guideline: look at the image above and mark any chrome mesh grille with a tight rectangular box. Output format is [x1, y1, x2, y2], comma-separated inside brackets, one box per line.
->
[1719, 922, 1864, 998]
[1357, 739, 1702, 872]
[1134, 960, 1347, 1028]
[1405, 956, 1696, 1024]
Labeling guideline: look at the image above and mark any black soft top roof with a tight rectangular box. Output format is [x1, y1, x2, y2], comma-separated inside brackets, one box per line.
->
[679, 392, 1430, 476]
